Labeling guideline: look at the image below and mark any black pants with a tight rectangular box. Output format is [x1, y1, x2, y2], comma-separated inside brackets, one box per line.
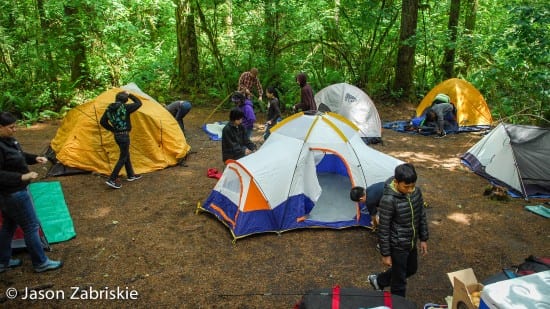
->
[376, 247, 418, 297]
[109, 133, 135, 181]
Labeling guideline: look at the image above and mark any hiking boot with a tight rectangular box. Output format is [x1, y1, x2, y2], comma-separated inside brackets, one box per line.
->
[126, 174, 142, 182]
[0, 259, 22, 273]
[368, 274, 382, 291]
[105, 179, 122, 189]
[34, 259, 63, 273]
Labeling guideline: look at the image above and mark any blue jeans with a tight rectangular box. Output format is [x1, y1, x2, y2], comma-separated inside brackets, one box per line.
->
[376, 247, 418, 297]
[175, 101, 192, 133]
[0, 189, 48, 267]
[110, 133, 135, 180]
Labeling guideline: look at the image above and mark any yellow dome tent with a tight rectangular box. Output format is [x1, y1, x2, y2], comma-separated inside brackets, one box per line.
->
[50, 83, 190, 176]
[416, 78, 493, 127]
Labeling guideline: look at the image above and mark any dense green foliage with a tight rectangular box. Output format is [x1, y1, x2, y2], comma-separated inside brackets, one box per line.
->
[0, 0, 547, 125]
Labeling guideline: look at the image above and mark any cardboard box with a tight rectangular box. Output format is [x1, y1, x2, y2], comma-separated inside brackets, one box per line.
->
[447, 268, 484, 309]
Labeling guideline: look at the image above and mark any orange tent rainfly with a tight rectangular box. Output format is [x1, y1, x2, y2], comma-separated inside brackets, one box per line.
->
[416, 78, 493, 127]
[50, 83, 190, 176]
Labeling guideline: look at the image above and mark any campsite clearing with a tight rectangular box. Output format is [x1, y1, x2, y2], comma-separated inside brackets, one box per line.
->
[2, 103, 548, 308]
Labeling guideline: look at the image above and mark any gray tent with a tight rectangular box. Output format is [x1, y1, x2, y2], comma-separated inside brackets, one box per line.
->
[314, 83, 382, 144]
[461, 123, 550, 198]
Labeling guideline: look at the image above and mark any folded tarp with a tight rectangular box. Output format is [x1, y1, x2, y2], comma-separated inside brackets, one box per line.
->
[202, 121, 227, 141]
[29, 181, 76, 243]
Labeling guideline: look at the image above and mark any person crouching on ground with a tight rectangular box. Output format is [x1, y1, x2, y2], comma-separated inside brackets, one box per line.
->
[100, 91, 143, 189]
[368, 163, 429, 298]
[221, 108, 256, 164]
[0, 112, 63, 273]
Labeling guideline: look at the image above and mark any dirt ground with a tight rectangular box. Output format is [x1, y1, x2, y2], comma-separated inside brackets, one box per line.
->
[1, 103, 548, 308]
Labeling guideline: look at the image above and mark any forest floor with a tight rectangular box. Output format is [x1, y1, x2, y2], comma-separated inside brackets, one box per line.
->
[1, 102, 548, 308]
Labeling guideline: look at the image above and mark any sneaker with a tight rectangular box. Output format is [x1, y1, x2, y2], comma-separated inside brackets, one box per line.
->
[34, 259, 63, 273]
[126, 174, 142, 182]
[105, 179, 122, 189]
[0, 259, 22, 273]
[368, 274, 382, 291]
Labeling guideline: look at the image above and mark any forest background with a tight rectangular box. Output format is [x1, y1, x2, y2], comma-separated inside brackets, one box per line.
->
[0, 0, 548, 126]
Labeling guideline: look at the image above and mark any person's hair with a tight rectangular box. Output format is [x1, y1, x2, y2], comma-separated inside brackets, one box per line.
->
[266, 86, 279, 99]
[296, 72, 307, 87]
[350, 186, 366, 202]
[115, 91, 129, 103]
[229, 108, 244, 122]
[425, 109, 437, 122]
[250, 68, 258, 77]
[0, 112, 17, 126]
[394, 163, 417, 184]
[231, 91, 245, 104]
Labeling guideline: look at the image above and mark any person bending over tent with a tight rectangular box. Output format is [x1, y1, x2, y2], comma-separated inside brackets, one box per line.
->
[165, 100, 192, 134]
[221, 108, 257, 164]
[100, 91, 143, 189]
[423, 102, 457, 137]
[350, 182, 385, 229]
[416, 94, 457, 136]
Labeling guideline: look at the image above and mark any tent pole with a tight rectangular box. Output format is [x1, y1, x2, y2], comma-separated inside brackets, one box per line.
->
[203, 93, 232, 125]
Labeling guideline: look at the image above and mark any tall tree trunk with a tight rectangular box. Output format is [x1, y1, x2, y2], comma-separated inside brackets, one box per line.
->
[264, 0, 280, 78]
[64, 4, 90, 88]
[195, 1, 225, 83]
[393, 0, 419, 100]
[458, 0, 477, 76]
[441, 0, 461, 79]
[174, 0, 200, 93]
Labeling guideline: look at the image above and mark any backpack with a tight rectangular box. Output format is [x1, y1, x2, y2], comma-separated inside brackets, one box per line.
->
[105, 102, 128, 131]
[483, 255, 550, 285]
[516, 255, 550, 276]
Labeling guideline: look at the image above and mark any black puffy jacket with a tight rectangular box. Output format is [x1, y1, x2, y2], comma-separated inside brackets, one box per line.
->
[377, 177, 429, 256]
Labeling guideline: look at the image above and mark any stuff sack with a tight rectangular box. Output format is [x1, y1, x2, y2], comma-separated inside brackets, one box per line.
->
[105, 102, 128, 131]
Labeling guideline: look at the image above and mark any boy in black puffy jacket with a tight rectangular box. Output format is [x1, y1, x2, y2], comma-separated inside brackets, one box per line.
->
[368, 163, 429, 297]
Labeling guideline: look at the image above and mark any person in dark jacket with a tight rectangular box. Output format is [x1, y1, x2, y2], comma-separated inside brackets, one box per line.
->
[100, 91, 143, 189]
[221, 108, 256, 163]
[263, 86, 282, 141]
[293, 72, 317, 113]
[0, 112, 63, 273]
[368, 163, 429, 297]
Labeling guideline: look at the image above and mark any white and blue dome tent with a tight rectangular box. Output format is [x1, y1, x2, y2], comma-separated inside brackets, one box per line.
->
[200, 112, 402, 241]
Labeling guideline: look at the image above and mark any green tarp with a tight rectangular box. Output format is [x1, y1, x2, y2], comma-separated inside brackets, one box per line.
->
[29, 181, 76, 243]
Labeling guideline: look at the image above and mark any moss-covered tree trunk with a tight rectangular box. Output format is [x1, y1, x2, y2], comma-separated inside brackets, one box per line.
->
[458, 0, 478, 76]
[393, 0, 419, 100]
[441, 0, 461, 79]
[174, 0, 199, 94]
